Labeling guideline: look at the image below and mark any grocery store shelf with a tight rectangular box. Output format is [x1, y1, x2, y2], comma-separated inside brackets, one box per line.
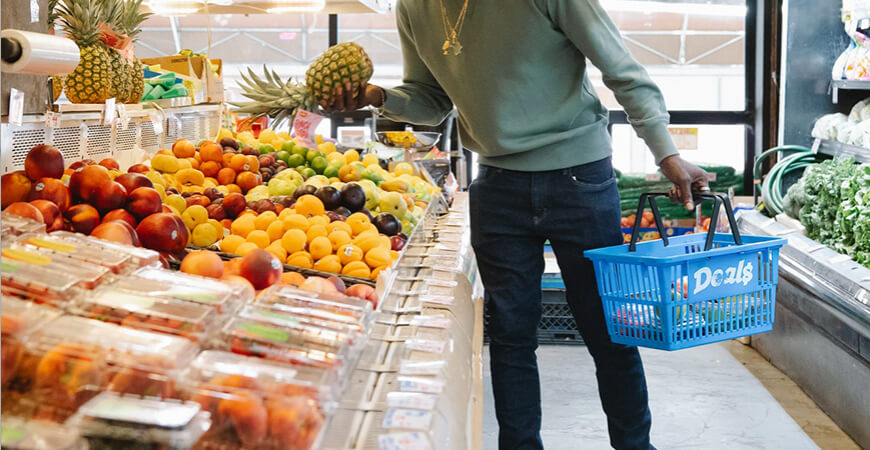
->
[811, 138, 870, 164]
[831, 79, 870, 103]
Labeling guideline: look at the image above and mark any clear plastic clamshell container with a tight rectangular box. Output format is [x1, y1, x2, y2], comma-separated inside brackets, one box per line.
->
[3, 316, 197, 422]
[0, 417, 87, 450]
[69, 392, 211, 450]
[180, 350, 334, 450]
[69, 286, 220, 343]
[253, 285, 375, 333]
[2, 296, 61, 388]
[238, 304, 366, 342]
[119, 267, 253, 314]
[1, 211, 46, 236]
[21, 232, 161, 274]
[1, 246, 111, 297]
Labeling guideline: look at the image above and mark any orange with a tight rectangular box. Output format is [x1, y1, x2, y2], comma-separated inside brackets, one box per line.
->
[282, 213, 309, 232]
[307, 215, 330, 228]
[266, 241, 287, 262]
[327, 221, 352, 236]
[220, 234, 246, 254]
[341, 261, 371, 279]
[231, 215, 256, 238]
[186, 157, 200, 170]
[235, 242, 259, 256]
[309, 236, 333, 260]
[236, 172, 262, 193]
[365, 247, 391, 268]
[226, 184, 242, 194]
[266, 221, 284, 242]
[306, 224, 328, 243]
[157, 149, 172, 155]
[246, 230, 271, 249]
[347, 213, 371, 236]
[246, 155, 260, 172]
[200, 142, 223, 162]
[281, 229, 307, 254]
[313, 255, 342, 274]
[286, 251, 313, 269]
[222, 152, 235, 168]
[295, 195, 325, 217]
[328, 230, 352, 249]
[229, 154, 251, 172]
[173, 139, 196, 158]
[337, 244, 363, 265]
[280, 271, 306, 286]
[254, 211, 278, 231]
[200, 161, 221, 177]
[371, 265, 389, 280]
[217, 167, 237, 185]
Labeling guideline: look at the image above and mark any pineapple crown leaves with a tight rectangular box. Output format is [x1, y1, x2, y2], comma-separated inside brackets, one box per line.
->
[119, 0, 152, 41]
[56, 0, 107, 46]
[48, 0, 60, 27]
[231, 66, 318, 128]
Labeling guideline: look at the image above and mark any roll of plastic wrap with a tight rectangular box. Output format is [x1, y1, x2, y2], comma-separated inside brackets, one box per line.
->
[1, 30, 80, 76]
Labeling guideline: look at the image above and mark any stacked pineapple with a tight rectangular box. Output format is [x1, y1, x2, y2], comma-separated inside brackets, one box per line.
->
[53, 0, 150, 104]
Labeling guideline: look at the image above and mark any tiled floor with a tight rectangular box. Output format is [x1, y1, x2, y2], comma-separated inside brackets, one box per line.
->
[482, 341, 858, 449]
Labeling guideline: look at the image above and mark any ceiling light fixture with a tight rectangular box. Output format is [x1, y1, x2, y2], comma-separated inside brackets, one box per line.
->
[266, 0, 325, 13]
[600, 0, 746, 17]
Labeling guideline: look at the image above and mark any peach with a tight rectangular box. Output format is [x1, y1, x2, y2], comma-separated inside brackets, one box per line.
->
[172, 139, 196, 158]
[180, 250, 224, 279]
[136, 212, 189, 253]
[27, 178, 71, 212]
[345, 284, 378, 306]
[68, 159, 95, 171]
[6, 202, 44, 224]
[24, 145, 64, 180]
[114, 173, 153, 195]
[127, 164, 149, 174]
[102, 209, 137, 228]
[223, 258, 243, 277]
[239, 249, 282, 290]
[2, 171, 33, 208]
[69, 165, 110, 203]
[217, 392, 267, 447]
[98, 158, 120, 170]
[64, 204, 100, 234]
[50, 216, 66, 232]
[221, 274, 255, 299]
[29, 199, 60, 227]
[90, 220, 139, 246]
[222, 193, 246, 219]
[91, 180, 127, 213]
[125, 187, 162, 220]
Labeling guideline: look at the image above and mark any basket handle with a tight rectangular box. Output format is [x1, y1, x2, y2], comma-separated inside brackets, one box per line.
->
[628, 192, 742, 252]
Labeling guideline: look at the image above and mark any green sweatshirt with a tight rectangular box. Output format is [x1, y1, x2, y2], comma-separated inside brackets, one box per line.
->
[382, 0, 679, 171]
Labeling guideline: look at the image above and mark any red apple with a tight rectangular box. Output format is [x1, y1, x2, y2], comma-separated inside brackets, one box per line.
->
[91, 180, 127, 213]
[102, 209, 137, 229]
[64, 204, 100, 235]
[127, 164, 149, 174]
[136, 213, 189, 253]
[125, 187, 162, 220]
[68, 159, 96, 171]
[239, 249, 282, 290]
[69, 165, 110, 203]
[24, 145, 64, 181]
[91, 220, 139, 246]
[114, 173, 153, 194]
[390, 235, 407, 251]
[2, 171, 33, 208]
[6, 202, 44, 224]
[29, 199, 60, 227]
[26, 178, 71, 212]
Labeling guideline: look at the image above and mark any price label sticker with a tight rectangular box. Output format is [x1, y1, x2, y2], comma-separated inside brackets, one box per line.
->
[382, 408, 433, 430]
[399, 359, 446, 376]
[9, 89, 24, 126]
[378, 432, 432, 450]
[292, 109, 325, 147]
[398, 376, 445, 394]
[405, 339, 447, 354]
[104, 98, 116, 126]
[44, 111, 61, 128]
[387, 392, 438, 410]
[419, 295, 454, 306]
[409, 314, 451, 329]
[30, 0, 39, 22]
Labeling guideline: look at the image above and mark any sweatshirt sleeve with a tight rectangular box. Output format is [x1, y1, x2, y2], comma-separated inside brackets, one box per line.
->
[543, 0, 679, 164]
[381, 0, 454, 126]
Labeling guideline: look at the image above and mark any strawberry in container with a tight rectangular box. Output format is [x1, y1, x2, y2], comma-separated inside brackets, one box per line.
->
[69, 287, 219, 343]
[5, 316, 197, 422]
[181, 350, 334, 450]
[119, 267, 254, 315]
[253, 285, 375, 333]
[1, 296, 60, 388]
[23, 232, 161, 274]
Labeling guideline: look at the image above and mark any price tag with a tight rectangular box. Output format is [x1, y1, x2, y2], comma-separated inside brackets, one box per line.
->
[398, 376, 444, 394]
[30, 0, 39, 22]
[378, 432, 433, 450]
[292, 109, 325, 147]
[405, 339, 447, 354]
[382, 408, 433, 430]
[9, 89, 24, 126]
[104, 98, 116, 126]
[149, 111, 164, 135]
[117, 104, 130, 130]
[399, 360, 446, 376]
[387, 392, 438, 410]
[419, 295, 454, 306]
[645, 173, 662, 182]
[409, 314, 451, 329]
[425, 279, 457, 288]
[44, 111, 61, 128]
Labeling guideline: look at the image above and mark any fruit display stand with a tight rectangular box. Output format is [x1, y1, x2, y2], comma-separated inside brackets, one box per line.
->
[737, 210, 870, 445]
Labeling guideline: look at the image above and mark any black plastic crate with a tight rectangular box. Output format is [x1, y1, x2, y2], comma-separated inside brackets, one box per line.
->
[484, 289, 584, 346]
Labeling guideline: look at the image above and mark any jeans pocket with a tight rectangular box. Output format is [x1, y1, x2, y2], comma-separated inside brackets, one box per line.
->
[567, 161, 616, 192]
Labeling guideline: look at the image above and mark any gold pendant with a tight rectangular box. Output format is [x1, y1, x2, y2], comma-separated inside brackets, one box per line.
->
[443, 39, 451, 56]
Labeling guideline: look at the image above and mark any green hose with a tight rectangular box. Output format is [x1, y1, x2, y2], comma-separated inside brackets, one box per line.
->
[755, 145, 816, 215]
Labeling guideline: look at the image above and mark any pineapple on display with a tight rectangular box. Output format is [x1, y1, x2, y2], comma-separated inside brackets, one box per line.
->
[233, 42, 373, 126]
[57, 0, 113, 103]
[99, 0, 128, 100]
[117, 0, 150, 103]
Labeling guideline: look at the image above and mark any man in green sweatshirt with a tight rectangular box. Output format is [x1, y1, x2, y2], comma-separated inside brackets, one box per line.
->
[328, 0, 709, 448]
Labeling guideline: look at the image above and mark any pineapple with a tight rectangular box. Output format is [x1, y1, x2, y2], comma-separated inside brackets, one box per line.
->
[57, 0, 113, 103]
[48, 0, 63, 102]
[233, 42, 373, 127]
[98, 0, 128, 101]
[117, 0, 150, 103]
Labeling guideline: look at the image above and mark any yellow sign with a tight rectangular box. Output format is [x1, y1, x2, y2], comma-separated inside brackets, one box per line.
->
[669, 127, 699, 150]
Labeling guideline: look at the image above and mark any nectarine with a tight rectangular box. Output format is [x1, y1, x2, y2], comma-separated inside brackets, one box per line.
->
[91, 220, 139, 246]
[2, 171, 33, 208]
[222, 193, 246, 219]
[68, 159, 95, 171]
[136, 212, 189, 253]
[98, 158, 119, 170]
[127, 164, 149, 174]
[69, 165, 110, 203]
[239, 249, 282, 290]
[114, 173, 153, 194]
[6, 202, 44, 224]
[126, 187, 162, 220]
[64, 204, 100, 234]
[29, 199, 60, 228]
[180, 250, 224, 279]
[24, 145, 64, 180]
[26, 178, 71, 212]
[91, 180, 127, 213]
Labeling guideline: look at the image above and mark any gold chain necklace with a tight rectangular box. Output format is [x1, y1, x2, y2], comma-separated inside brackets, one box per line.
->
[439, 0, 469, 56]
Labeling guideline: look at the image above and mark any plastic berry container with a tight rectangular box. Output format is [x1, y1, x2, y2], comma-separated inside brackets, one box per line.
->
[1, 296, 61, 388]
[253, 285, 375, 332]
[180, 350, 334, 450]
[120, 267, 252, 314]
[238, 304, 367, 337]
[0, 416, 87, 450]
[1, 211, 47, 236]
[1, 247, 111, 291]
[23, 232, 161, 274]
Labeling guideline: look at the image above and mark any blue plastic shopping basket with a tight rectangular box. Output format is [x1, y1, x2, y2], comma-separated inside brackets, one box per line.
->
[585, 192, 787, 350]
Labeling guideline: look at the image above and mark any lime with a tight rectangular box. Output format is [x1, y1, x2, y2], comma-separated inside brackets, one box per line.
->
[291, 145, 308, 157]
[300, 167, 317, 179]
[306, 149, 321, 162]
[287, 153, 305, 168]
[311, 156, 328, 174]
[295, 165, 308, 173]
[281, 140, 297, 154]
[258, 144, 276, 155]
[276, 150, 291, 164]
[323, 163, 341, 179]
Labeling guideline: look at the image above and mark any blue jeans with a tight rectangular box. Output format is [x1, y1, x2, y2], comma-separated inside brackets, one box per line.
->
[470, 157, 653, 450]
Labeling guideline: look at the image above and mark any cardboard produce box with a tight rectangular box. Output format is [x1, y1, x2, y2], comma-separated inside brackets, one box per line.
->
[141, 55, 223, 104]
